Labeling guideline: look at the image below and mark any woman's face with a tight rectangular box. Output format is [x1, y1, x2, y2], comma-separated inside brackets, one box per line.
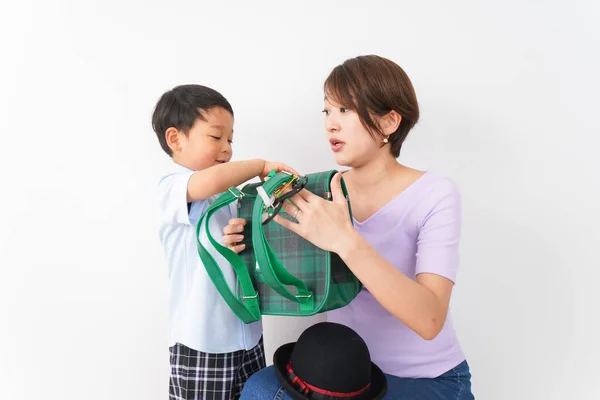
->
[323, 97, 384, 168]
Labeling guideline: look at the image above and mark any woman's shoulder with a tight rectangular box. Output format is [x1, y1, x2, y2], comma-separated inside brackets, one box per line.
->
[419, 171, 461, 197]
[401, 171, 462, 222]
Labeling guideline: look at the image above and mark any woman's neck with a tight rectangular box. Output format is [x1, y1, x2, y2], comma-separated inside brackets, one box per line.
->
[346, 155, 404, 191]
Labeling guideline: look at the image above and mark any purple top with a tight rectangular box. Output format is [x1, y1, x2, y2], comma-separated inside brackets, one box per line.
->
[327, 172, 466, 378]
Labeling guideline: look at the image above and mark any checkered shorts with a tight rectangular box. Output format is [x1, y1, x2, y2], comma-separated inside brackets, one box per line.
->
[169, 337, 266, 400]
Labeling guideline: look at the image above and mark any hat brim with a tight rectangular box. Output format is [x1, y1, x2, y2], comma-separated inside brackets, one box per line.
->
[273, 343, 387, 400]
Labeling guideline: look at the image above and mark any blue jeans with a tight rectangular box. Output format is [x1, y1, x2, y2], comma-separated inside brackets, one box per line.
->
[240, 360, 474, 399]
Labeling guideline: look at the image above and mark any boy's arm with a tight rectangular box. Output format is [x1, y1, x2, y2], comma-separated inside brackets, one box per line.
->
[187, 159, 264, 202]
[187, 159, 297, 202]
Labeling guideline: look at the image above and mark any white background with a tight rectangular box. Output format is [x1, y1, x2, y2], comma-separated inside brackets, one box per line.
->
[1, 1, 599, 399]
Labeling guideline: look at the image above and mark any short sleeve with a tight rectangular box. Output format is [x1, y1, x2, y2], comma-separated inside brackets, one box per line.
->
[415, 178, 462, 282]
[157, 171, 208, 226]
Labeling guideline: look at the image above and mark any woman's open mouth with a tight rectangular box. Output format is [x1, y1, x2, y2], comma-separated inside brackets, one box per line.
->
[329, 139, 345, 152]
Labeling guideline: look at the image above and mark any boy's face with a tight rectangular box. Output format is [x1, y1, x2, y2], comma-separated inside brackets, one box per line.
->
[171, 107, 234, 171]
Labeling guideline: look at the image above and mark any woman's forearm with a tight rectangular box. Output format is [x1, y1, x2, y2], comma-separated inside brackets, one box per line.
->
[337, 231, 449, 340]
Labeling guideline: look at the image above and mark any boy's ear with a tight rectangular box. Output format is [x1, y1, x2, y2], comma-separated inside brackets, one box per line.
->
[380, 111, 402, 136]
[165, 127, 182, 153]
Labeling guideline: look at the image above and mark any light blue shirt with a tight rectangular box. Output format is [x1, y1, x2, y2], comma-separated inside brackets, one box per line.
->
[157, 163, 262, 353]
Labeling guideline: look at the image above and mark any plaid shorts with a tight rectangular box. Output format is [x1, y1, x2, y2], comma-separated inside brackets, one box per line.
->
[169, 337, 266, 400]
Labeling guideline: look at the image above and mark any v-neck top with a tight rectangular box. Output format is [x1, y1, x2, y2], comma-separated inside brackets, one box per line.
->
[328, 171, 466, 378]
[350, 171, 430, 226]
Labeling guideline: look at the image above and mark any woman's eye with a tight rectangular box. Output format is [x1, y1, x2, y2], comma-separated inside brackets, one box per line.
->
[322, 109, 330, 116]
[340, 108, 349, 113]
[209, 135, 220, 140]
[228, 140, 233, 144]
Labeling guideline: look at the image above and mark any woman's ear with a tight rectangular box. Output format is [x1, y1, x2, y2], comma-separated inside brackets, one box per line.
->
[380, 111, 402, 136]
[165, 127, 182, 153]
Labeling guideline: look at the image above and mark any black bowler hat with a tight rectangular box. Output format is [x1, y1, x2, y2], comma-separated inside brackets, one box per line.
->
[273, 322, 387, 400]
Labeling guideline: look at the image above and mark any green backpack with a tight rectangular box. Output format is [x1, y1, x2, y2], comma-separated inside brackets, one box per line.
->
[196, 170, 362, 323]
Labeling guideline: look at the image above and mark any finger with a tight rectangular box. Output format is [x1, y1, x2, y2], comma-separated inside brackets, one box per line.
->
[228, 218, 247, 226]
[223, 223, 245, 235]
[286, 193, 308, 210]
[222, 234, 244, 245]
[294, 188, 316, 203]
[281, 201, 302, 219]
[279, 164, 299, 176]
[229, 243, 246, 254]
[330, 172, 347, 204]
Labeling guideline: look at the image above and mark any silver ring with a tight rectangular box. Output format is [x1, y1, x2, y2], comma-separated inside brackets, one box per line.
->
[293, 208, 300, 219]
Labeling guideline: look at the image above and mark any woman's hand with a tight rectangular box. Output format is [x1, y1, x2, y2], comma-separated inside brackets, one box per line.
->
[273, 172, 358, 255]
[222, 218, 247, 253]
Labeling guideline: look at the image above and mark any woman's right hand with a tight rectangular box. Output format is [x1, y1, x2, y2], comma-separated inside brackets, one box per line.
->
[222, 218, 247, 253]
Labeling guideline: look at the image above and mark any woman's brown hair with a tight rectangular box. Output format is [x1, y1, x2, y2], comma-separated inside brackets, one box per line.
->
[324, 55, 419, 158]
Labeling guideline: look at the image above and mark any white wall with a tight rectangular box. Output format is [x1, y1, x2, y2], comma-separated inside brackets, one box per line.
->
[1, 0, 598, 399]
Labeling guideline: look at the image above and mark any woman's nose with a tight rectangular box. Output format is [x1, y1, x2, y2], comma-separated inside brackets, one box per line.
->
[325, 115, 340, 133]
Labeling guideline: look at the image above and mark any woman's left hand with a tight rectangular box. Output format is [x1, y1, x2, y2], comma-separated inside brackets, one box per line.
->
[273, 172, 356, 254]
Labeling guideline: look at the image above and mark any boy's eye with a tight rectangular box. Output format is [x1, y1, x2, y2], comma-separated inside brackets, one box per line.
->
[228, 140, 233, 144]
[209, 135, 220, 140]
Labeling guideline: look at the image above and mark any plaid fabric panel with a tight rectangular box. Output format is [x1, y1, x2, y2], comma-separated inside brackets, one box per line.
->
[330, 252, 355, 284]
[238, 171, 359, 316]
[169, 338, 265, 400]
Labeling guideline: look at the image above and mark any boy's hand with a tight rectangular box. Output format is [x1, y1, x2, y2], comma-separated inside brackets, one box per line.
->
[259, 161, 299, 181]
[222, 218, 247, 253]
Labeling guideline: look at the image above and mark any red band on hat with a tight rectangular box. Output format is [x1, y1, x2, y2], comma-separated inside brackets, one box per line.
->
[286, 361, 371, 398]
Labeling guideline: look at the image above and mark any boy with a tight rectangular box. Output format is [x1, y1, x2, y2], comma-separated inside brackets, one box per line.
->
[152, 84, 295, 399]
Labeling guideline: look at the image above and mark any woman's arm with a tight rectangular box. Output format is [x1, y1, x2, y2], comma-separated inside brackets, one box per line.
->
[274, 172, 459, 341]
[336, 231, 454, 340]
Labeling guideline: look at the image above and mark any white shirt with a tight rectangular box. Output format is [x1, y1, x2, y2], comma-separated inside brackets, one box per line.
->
[157, 163, 262, 353]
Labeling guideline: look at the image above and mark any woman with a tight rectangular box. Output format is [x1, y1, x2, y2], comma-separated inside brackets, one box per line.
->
[224, 55, 474, 399]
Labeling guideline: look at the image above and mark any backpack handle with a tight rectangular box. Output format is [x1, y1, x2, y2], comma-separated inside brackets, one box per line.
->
[196, 187, 261, 323]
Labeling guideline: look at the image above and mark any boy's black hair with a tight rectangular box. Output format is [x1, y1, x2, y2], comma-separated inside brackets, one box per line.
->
[152, 84, 234, 156]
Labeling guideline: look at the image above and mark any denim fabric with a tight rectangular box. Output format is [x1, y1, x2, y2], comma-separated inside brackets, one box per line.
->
[240, 360, 474, 399]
